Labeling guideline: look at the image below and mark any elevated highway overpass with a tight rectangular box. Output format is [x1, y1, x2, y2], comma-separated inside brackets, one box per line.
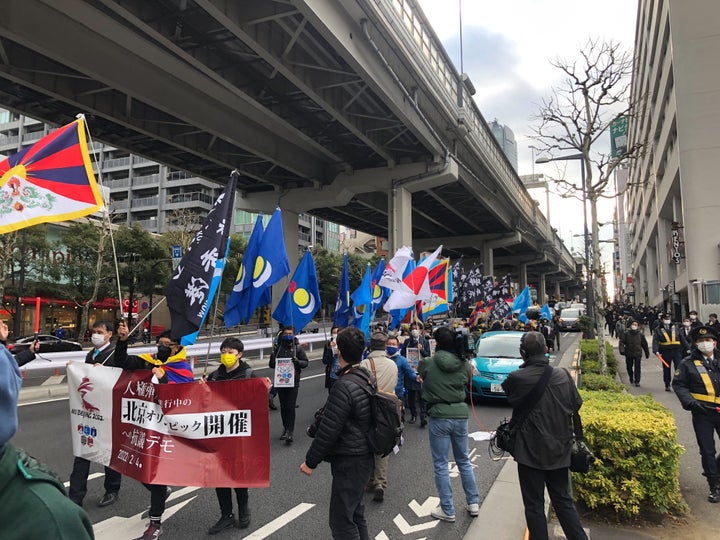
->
[0, 0, 581, 299]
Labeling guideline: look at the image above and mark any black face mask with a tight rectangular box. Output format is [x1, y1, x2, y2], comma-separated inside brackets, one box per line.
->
[157, 345, 172, 361]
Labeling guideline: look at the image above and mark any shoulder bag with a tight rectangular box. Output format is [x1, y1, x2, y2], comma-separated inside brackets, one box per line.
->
[563, 369, 595, 473]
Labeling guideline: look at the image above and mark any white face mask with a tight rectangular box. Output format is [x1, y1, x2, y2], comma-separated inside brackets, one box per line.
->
[91, 333, 106, 348]
[690, 315, 697, 321]
[697, 341, 715, 354]
[663, 319, 671, 325]
[630, 325, 638, 331]
[683, 322, 691, 328]
[411, 330, 419, 338]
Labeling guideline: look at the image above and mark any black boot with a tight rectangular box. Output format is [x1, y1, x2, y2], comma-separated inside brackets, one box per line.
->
[279, 428, 288, 441]
[237, 503, 251, 529]
[285, 431, 293, 445]
[709, 479, 720, 503]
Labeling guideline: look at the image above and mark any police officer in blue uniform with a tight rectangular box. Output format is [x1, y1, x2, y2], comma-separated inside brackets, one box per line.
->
[652, 313, 684, 391]
[673, 325, 720, 502]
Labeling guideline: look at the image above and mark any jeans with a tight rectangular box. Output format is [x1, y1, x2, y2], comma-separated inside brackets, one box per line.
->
[328, 454, 373, 540]
[517, 463, 588, 540]
[277, 386, 299, 432]
[692, 410, 720, 481]
[625, 355, 642, 384]
[428, 417, 479, 515]
[68, 457, 122, 504]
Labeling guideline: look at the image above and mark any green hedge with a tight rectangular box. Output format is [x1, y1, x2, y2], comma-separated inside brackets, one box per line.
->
[574, 390, 687, 517]
[580, 373, 624, 392]
[580, 339, 618, 376]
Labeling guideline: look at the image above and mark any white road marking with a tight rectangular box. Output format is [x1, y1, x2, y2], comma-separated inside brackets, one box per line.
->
[42, 375, 65, 386]
[393, 514, 439, 534]
[243, 502, 315, 539]
[301, 373, 325, 380]
[63, 472, 103, 488]
[408, 496, 440, 518]
[375, 531, 390, 540]
[94, 494, 197, 539]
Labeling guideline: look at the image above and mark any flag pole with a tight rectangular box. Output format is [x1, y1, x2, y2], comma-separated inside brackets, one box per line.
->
[101, 297, 167, 365]
[79, 113, 125, 323]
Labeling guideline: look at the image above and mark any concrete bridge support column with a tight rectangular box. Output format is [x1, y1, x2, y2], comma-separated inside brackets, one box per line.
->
[482, 245, 494, 278]
[518, 263, 528, 290]
[554, 281, 561, 301]
[538, 273, 547, 305]
[389, 186, 413, 255]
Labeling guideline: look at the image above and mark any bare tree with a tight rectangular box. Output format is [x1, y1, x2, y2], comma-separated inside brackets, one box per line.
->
[162, 208, 202, 250]
[533, 39, 646, 375]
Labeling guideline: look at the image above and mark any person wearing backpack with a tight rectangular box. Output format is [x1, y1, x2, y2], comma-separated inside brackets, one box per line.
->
[301, 327, 374, 540]
[420, 326, 479, 523]
[360, 332, 398, 503]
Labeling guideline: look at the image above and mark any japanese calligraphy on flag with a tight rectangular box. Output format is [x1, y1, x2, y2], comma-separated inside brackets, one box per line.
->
[489, 298, 512, 320]
[165, 173, 237, 341]
[67, 363, 270, 487]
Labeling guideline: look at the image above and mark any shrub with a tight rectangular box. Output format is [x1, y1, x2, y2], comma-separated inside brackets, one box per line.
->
[580, 339, 617, 376]
[580, 373, 624, 392]
[574, 390, 687, 517]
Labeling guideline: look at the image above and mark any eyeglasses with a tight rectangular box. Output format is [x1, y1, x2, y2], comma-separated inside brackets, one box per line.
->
[157, 340, 177, 348]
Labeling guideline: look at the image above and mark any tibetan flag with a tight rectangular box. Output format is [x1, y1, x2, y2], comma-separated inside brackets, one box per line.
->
[225, 214, 264, 327]
[247, 208, 290, 318]
[0, 118, 103, 234]
[165, 173, 236, 341]
[334, 253, 350, 328]
[422, 258, 450, 318]
[273, 249, 321, 332]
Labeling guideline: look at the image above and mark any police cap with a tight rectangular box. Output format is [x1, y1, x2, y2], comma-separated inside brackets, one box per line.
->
[691, 325, 718, 342]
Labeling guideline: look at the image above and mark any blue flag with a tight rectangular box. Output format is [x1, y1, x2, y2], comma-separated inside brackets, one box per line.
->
[247, 208, 290, 319]
[224, 214, 264, 327]
[370, 259, 387, 316]
[272, 249, 321, 332]
[351, 263, 373, 340]
[513, 285, 532, 323]
[541, 303, 553, 320]
[165, 173, 236, 341]
[334, 253, 350, 327]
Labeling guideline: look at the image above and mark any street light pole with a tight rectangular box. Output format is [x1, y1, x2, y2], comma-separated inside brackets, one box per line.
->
[535, 153, 594, 321]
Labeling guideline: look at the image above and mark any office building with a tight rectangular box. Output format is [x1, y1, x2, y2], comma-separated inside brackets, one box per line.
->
[489, 119, 518, 172]
[626, 0, 720, 317]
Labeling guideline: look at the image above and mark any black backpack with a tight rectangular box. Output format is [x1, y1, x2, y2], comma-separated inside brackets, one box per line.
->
[347, 368, 404, 457]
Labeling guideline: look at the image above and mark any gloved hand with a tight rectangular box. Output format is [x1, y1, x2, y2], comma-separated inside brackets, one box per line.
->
[690, 401, 706, 415]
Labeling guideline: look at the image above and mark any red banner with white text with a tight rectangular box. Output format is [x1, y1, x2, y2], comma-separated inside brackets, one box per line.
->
[68, 363, 270, 487]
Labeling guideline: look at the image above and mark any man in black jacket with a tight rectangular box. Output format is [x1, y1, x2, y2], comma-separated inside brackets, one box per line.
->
[205, 337, 254, 534]
[68, 320, 123, 507]
[672, 325, 720, 502]
[501, 332, 588, 540]
[301, 327, 373, 540]
[620, 319, 649, 387]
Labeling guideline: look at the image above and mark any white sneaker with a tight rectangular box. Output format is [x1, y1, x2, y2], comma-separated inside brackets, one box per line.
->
[431, 506, 456, 522]
[466, 503, 479, 517]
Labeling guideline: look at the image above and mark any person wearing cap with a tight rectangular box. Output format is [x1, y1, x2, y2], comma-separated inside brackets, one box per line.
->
[360, 332, 398, 503]
[0, 333, 94, 539]
[672, 325, 720, 503]
[652, 313, 684, 391]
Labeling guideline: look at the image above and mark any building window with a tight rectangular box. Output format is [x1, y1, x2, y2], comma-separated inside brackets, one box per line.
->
[705, 282, 720, 305]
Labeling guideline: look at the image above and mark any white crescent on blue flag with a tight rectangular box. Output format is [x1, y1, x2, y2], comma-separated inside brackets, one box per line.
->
[224, 214, 264, 327]
[272, 249, 321, 332]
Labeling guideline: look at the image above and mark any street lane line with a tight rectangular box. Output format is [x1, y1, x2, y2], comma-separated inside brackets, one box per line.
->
[42, 375, 65, 386]
[63, 472, 103, 488]
[243, 502, 315, 539]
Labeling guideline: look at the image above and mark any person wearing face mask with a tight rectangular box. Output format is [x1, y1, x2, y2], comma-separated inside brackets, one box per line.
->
[620, 319, 649, 387]
[680, 317, 695, 355]
[689, 310, 701, 330]
[67, 321, 123, 508]
[269, 326, 309, 445]
[707, 313, 720, 333]
[115, 321, 194, 540]
[322, 326, 341, 391]
[672, 326, 720, 503]
[360, 332, 398, 503]
[0, 341, 94, 540]
[402, 322, 430, 426]
[652, 313, 684, 391]
[204, 337, 254, 534]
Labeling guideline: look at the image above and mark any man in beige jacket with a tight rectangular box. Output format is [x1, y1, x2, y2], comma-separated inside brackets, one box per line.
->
[360, 332, 398, 502]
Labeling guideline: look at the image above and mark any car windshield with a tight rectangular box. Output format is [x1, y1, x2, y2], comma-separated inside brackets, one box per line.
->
[475, 334, 522, 358]
[562, 309, 582, 318]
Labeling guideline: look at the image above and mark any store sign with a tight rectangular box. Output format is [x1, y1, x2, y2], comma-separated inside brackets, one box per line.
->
[668, 222, 684, 264]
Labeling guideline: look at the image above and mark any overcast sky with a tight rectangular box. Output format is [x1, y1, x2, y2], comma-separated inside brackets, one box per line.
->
[417, 0, 638, 289]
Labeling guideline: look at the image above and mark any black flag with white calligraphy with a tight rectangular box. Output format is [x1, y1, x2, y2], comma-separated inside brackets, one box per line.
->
[165, 172, 237, 341]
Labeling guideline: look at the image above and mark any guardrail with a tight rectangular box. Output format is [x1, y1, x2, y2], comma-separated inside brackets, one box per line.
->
[19, 333, 330, 375]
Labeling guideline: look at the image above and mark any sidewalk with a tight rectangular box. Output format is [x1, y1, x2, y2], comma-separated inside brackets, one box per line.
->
[465, 333, 582, 540]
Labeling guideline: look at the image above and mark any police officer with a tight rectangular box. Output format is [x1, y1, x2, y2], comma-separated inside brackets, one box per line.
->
[672, 326, 720, 502]
[652, 313, 684, 391]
